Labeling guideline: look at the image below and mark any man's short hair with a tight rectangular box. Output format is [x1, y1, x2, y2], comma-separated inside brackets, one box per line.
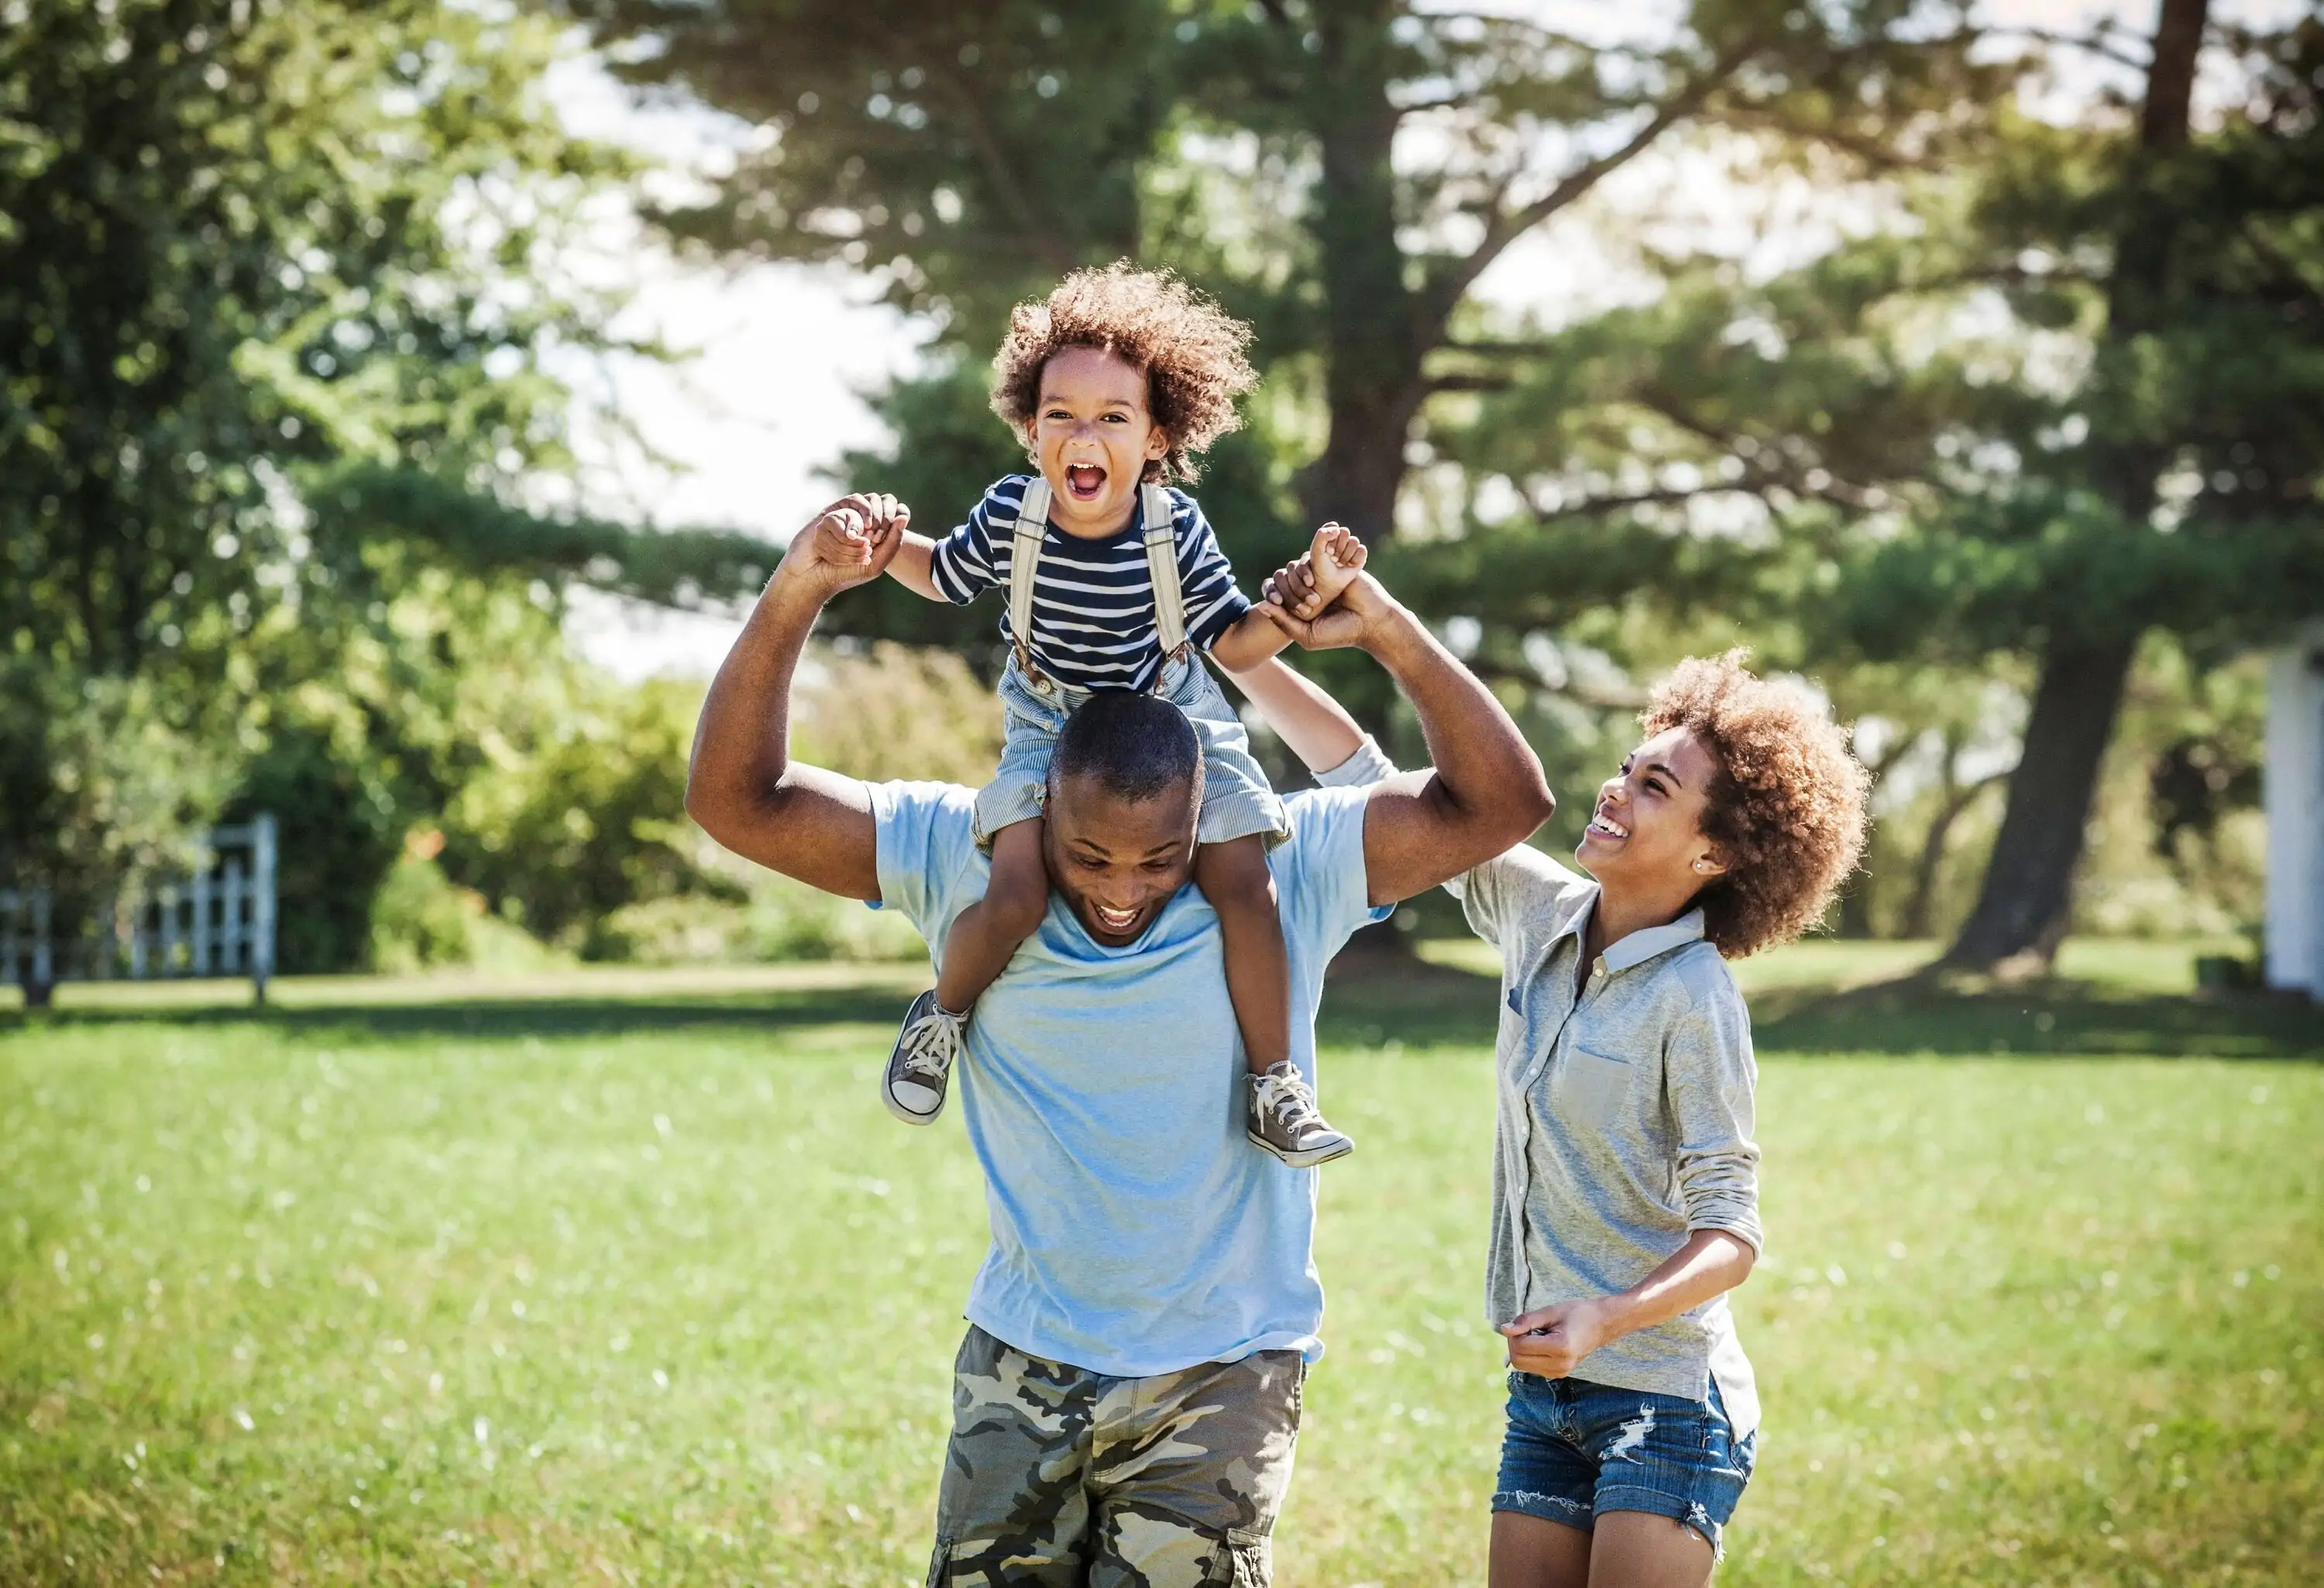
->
[1048, 690, 1205, 809]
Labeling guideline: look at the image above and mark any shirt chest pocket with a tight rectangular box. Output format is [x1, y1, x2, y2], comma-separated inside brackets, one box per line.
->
[1549, 1044, 1638, 1126]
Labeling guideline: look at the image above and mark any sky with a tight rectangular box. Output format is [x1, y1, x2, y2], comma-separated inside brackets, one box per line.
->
[545, 0, 2218, 679]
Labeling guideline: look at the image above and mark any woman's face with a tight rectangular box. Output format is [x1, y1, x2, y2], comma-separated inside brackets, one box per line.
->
[1574, 724, 1728, 895]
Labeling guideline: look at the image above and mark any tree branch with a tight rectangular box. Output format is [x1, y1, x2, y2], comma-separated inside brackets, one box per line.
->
[1418, 10, 1640, 60]
[928, 67, 1078, 276]
[1425, 370, 1517, 394]
[1439, 337, 1558, 357]
[1984, 25, 2151, 71]
[1420, 40, 1755, 341]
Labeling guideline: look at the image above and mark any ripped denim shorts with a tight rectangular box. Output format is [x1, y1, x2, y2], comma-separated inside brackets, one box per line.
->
[1493, 1372, 1755, 1556]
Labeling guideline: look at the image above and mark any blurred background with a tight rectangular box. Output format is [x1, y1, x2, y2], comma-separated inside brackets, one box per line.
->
[2, 0, 2319, 1583]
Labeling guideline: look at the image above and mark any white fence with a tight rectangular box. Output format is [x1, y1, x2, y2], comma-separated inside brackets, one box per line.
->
[2, 815, 277, 1005]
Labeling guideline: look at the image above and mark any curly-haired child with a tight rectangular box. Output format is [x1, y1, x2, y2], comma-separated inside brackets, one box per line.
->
[1423, 649, 1870, 1584]
[831, 261, 1372, 1167]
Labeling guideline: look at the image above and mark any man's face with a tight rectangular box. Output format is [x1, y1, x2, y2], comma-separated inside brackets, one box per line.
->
[1040, 769, 1201, 946]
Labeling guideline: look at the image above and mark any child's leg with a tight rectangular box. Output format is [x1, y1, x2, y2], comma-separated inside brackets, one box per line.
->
[936, 818, 1050, 1016]
[1192, 835, 1290, 1076]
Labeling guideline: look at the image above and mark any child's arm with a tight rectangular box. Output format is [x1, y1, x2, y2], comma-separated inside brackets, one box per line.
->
[884, 531, 947, 603]
[1207, 605, 1296, 672]
[1208, 524, 1367, 673]
[880, 482, 1018, 605]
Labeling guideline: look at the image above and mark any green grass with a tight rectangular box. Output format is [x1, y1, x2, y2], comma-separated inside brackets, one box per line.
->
[2, 944, 2319, 1584]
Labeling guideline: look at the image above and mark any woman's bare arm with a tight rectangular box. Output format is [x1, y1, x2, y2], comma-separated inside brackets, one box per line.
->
[1223, 658, 1368, 775]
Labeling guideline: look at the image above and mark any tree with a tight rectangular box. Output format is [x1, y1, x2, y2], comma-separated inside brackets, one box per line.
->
[1927, 0, 2321, 966]
[562, 0, 1996, 557]
[1427, 1, 2324, 967]
[0, 0, 658, 962]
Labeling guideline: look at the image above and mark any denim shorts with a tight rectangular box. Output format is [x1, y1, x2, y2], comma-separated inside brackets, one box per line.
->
[1493, 1372, 1756, 1556]
[971, 653, 1288, 851]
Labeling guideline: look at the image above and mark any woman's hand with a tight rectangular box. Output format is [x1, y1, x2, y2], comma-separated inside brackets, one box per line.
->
[1500, 1298, 1618, 1378]
[1499, 1232, 1758, 1378]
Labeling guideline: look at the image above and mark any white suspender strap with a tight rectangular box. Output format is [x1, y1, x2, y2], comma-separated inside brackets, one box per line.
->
[1006, 478, 1052, 671]
[1141, 481, 1189, 662]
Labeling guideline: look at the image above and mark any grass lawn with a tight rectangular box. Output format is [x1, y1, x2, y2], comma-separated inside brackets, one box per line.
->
[2, 941, 2319, 1585]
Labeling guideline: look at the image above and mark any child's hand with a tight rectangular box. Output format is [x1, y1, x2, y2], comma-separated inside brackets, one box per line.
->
[779, 493, 909, 597]
[1303, 523, 1367, 616]
[1263, 524, 1367, 620]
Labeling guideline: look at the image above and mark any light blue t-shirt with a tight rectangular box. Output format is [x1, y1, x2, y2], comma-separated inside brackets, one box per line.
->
[869, 779, 1390, 1377]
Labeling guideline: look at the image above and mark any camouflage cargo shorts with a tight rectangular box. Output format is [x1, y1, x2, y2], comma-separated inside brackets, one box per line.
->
[927, 1325, 1306, 1586]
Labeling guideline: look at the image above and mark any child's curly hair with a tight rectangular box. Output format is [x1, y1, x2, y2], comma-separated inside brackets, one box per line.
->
[1644, 651, 1871, 958]
[990, 262, 1257, 484]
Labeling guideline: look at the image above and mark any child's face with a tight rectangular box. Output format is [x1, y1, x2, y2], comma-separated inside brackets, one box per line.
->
[1023, 345, 1170, 535]
[1574, 725, 1728, 897]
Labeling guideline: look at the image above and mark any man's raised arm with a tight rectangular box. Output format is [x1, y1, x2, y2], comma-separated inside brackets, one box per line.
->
[683, 493, 909, 902]
[1257, 573, 1553, 907]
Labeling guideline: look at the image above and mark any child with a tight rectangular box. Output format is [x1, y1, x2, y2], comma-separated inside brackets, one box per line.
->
[862, 262, 1366, 1167]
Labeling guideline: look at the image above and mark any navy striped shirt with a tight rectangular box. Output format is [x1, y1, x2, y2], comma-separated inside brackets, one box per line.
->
[928, 474, 1251, 691]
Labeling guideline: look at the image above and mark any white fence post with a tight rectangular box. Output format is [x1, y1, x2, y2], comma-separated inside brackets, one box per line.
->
[29, 889, 50, 990]
[190, 867, 215, 977]
[159, 885, 182, 976]
[222, 858, 248, 975]
[251, 813, 277, 1002]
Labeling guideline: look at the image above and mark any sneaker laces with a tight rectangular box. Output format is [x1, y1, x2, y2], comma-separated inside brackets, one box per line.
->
[897, 1009, 962, 1084]
[1255, 1069, 1322, 1136]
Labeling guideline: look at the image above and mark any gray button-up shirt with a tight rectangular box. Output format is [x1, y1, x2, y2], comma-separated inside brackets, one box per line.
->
[1450, 844, 1763, 1439]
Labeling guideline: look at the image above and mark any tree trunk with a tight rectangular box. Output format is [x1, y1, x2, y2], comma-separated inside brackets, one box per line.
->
[1941, 0, 2206, 970]
[1944, 635, 2138, 966]
[1301, 4, 1422, 545]
[1906, 768, 1999, 940]
[1295, 3, 1432, 835]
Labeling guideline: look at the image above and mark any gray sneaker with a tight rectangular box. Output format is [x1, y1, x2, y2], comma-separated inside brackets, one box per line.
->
[1247, 1061, 1353, 1167]
[885, 990, 966, 1126]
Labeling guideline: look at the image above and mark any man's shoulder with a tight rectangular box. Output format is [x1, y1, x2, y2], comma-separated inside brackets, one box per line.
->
[1280, 781, 1370, 830]
[1271, 784, 1373, 885]
[869, 779, 981, 860]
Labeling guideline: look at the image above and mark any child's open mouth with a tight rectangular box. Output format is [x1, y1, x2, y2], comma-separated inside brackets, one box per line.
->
[1064, 462, 1107, 500]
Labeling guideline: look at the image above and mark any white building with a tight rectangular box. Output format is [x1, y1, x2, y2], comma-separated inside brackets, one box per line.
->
[2265, 621, 2324, 1002]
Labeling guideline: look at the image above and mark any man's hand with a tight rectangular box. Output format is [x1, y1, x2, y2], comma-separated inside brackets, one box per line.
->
[1256, 565, 1394, 651]
[1500, 1298, 1617, 1379]
[779, 493, 909, 600]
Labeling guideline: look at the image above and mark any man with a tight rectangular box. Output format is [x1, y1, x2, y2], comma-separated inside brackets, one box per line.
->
[686, 493, 1553, 1586]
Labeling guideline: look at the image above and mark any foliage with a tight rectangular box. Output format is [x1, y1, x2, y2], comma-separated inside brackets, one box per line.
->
[791, 639, 1002, 785]
[367, 832, 485, 974]
[572, 0, 2005, 558]
[1, 952, 2317, 1582]
[0, 0, 633, 935]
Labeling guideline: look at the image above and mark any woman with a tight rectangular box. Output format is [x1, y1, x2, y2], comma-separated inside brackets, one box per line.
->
[1451, 653, 1869, 1587]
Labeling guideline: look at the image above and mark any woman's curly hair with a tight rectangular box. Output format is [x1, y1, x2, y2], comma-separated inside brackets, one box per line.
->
[990, 262, 1257, 484]
[1644, 651, 1872, 959]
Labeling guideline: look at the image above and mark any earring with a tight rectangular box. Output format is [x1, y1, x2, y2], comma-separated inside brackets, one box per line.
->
[1693, 860, 1713, 874]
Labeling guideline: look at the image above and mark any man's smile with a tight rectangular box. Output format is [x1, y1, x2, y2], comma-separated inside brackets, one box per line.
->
[1091, 902, 1140, 931]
